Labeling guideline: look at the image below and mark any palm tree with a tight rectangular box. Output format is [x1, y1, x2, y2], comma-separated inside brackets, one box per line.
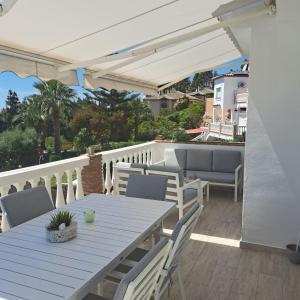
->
[28, 80, 76, 155]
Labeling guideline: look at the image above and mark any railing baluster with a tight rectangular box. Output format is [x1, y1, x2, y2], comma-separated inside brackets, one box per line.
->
[14, 182, 25, 192]
[105, 161, 112, 195]
[66, 169, 75, 204]
[111, 159, 117, 195]
[29, 178, 38, 188]
[0, 185, 10, 232]
[138, 151, 142, 163]
[55, 172, 65, 208]
[42, 175, 53, 203]
[75, 167, 84, 199]
[142, 150, 146, 164]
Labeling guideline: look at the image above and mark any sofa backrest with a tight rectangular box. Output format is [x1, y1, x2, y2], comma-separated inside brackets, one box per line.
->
[164, 148, 242, 174]
[186, 149, 213, 172]
[164, 148, 187, 170]
[212, 150, 241, 173]
[148, 164, 184, 187]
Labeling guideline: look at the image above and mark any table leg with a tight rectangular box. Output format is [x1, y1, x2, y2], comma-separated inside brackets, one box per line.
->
[207, 184, 210, 201]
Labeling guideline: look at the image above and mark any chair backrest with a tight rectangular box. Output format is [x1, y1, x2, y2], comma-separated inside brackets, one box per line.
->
[126, 174, 168, 201]
[146, 166, 184, 203]
[113, 238, 170, 300]
[114, 162, 147, 195]
[164, 202, 202, 273]
[0, 185, 54, 228]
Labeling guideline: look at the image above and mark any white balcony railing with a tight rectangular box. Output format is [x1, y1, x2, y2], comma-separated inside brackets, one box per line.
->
[100, 141, 159, 195]
[0, 155, 89, 232]
[210, 123, 221, 133]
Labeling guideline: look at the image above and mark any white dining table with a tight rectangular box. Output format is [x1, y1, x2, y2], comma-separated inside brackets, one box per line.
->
[0, 194, 175, 300]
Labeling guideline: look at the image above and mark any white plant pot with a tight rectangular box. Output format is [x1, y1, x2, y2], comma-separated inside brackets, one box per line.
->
[46, 222, 77, 243]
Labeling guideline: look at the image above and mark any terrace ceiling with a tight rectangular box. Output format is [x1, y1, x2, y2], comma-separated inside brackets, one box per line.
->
[0, 0, 271, 94]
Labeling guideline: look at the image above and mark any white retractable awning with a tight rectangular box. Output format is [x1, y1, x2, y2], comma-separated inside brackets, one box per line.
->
[0, 0, 272, 93]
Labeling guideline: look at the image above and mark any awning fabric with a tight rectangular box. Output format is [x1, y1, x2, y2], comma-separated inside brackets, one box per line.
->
[0, 51, 78, 85]
[0, 0, 250, 93]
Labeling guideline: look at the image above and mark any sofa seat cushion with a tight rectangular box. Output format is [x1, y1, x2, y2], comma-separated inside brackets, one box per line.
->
[183, 188, 198, 203]
[186, 170, 235, 184]
[186, 149, 212, 171]
[212, 150, 241, 173]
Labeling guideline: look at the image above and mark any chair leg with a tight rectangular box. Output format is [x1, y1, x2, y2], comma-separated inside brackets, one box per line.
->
[234, 183, 238, 202]
[97, 282, 104, 296]
[207, 184, 210, 201]
[179, 206, 183, 219]
[177, 267, 186, 300]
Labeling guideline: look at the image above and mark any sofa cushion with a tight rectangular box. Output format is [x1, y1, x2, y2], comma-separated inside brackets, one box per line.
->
[212, 150, 241, 173]
[186, 170, 235, 184]
[186, 149, 212, 172]
[148, 165, 184, 187]
[183, 188, 198, 203]
[165, 148, 187, 170]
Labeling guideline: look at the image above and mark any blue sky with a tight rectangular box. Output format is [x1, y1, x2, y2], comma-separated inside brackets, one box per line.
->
[0, 57, 245, 108]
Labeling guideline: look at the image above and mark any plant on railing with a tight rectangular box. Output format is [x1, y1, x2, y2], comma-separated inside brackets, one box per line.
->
[47, 211, 74, 231]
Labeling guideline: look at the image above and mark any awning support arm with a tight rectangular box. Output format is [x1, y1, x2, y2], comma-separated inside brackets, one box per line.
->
[158, 60, 249, 91]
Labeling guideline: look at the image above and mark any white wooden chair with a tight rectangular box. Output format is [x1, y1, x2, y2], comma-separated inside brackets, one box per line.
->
[104, 203, 202, 300]
[113, 162, 147, 195]
[146, 165, 202, 219]
[83, 237, 171, 300]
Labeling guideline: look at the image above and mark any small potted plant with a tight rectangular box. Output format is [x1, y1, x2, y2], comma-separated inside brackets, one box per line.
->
[46, 211, 77, 243]
[286, 232, 300, 264]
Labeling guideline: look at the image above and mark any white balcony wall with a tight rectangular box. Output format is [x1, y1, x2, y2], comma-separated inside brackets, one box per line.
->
[0, 156, 89, 232]
[242, 0, 300, 249]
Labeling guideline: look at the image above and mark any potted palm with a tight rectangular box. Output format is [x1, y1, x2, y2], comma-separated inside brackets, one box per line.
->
[286, 232, 300, 264]
[46, 211, 77, 243]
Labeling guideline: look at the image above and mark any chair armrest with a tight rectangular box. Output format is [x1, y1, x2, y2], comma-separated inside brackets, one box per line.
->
[235, 164, 243, 184]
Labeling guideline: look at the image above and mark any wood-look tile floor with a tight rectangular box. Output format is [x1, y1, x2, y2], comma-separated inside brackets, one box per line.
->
[103, 188, 300, 300]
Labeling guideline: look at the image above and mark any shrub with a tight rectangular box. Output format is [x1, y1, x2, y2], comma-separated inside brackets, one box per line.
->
[45, 136, 73, 152]
[0, 128, 39, 171]
[49, 154, 62, 162]
[73, 128, 96, 153]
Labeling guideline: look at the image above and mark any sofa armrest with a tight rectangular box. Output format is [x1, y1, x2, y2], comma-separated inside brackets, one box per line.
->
[152, 160, 165, 166]
[235, 164, 243, 185]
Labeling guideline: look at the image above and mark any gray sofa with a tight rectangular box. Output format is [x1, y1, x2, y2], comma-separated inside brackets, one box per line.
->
[163, 148, 243, 201]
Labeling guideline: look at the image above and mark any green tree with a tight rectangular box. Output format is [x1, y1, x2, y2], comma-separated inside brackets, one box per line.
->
[164, 78, 191, 93]
[0, 128, 39, 171]
[178, 103, 204, 129]
[128, 99, 152, 140]
[4, 90, 21, 129]
[190, 71, 213, 91]
[86, 89, 138, 140]
[73, 128, 96, 153]
[28, 80, 76, 155]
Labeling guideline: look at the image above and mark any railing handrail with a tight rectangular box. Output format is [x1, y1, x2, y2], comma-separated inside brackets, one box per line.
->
[99, 141, 157, 158]
[0, 155, 89, 186]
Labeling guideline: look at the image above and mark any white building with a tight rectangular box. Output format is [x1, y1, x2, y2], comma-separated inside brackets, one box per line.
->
[213, 71, 249, 127]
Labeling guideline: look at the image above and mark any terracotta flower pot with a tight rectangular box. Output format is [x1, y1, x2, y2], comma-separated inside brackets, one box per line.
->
[286, 244, 300, 264]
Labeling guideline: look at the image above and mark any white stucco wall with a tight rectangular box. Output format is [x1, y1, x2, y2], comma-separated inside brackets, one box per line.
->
[242, 0, 300, 249]
[223, 77, 248, 110]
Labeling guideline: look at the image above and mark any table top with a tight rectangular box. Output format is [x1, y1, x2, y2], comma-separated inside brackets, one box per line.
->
[184, 177, 208, 188]
[0, 194, 175, 300]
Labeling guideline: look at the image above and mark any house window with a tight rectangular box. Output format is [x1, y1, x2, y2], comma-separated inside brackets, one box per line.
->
[215, 87, 222, 101]
[160, 100, 168, 109]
